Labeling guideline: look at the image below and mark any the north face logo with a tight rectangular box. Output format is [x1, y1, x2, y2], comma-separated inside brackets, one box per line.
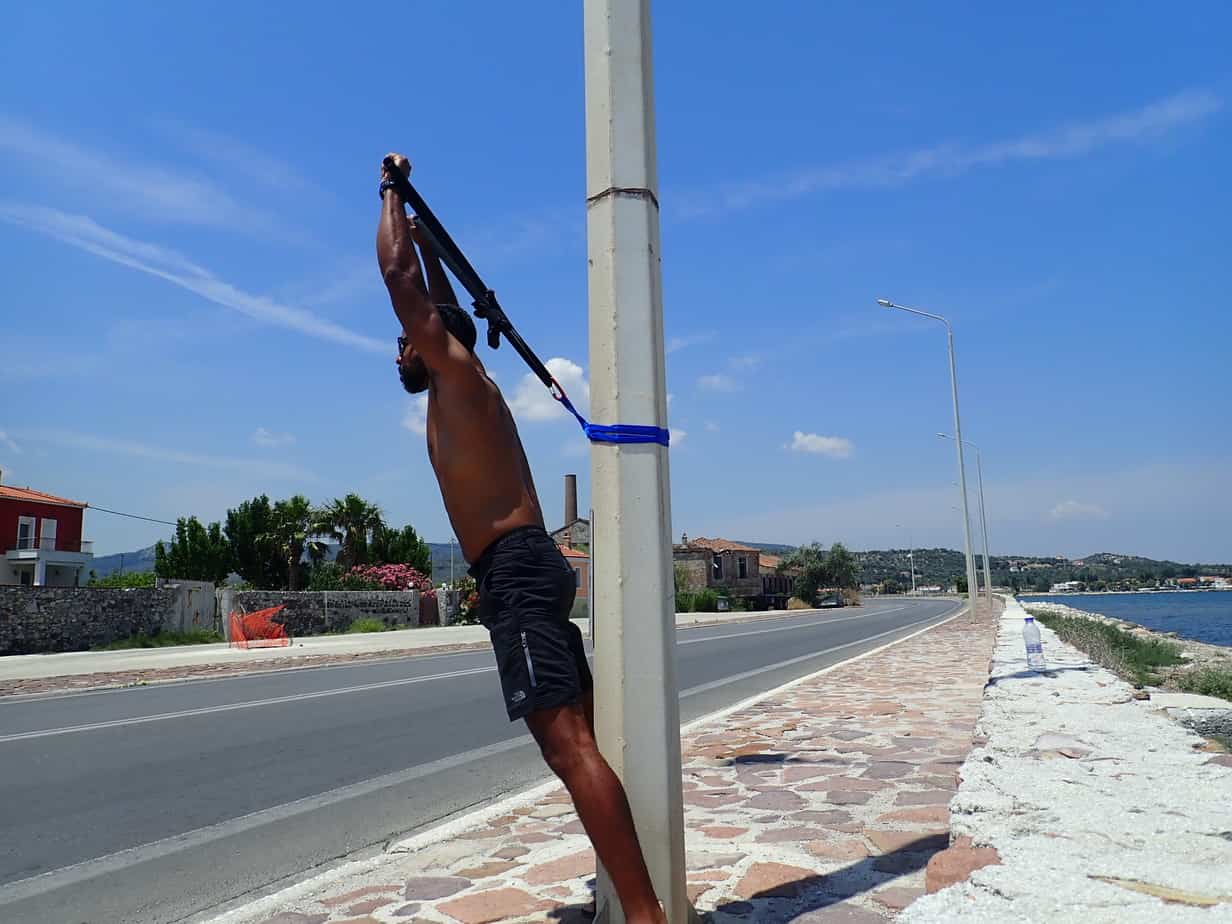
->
[510, 690, 527, 705]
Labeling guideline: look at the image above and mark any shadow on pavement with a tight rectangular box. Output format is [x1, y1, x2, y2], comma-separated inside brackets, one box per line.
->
[988, 665, 1095, 685]
[540, 833, 948, 922]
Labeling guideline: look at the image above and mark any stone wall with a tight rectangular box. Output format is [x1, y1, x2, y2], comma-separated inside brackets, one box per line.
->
[228, 590, 422, 638]
[0, 586, 174, 654]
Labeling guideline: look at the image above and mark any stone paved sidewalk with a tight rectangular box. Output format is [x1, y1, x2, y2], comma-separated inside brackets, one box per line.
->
[213, 606, 997, 924]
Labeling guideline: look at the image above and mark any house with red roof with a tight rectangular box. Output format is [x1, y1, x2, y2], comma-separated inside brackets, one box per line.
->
[0, 473, 94, 586]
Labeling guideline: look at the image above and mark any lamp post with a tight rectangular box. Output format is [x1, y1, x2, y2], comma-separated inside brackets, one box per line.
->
[895, 523, 916, 595]
[938, 433, 992, 611]
[876, 298, 980, 616]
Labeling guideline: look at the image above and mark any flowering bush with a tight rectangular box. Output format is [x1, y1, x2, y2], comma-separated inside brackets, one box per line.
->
[451, 575, 481, 625]
[348, 563, 435, 599]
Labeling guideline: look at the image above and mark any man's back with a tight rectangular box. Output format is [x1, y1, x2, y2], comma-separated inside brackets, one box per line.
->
[425, 363, 544, 564]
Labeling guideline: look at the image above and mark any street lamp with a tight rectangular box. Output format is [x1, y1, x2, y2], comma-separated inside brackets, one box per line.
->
[939, 433, 992, 611]
[895, 523, 916, 595]
[876, 298, 980, 616]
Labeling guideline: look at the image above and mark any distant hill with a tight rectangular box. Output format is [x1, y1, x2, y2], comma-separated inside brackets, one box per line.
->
[88, 543, 165, 579]
[739, 541, 797, 555]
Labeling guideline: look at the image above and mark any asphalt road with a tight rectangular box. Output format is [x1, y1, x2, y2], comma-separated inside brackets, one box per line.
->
[0, 597, 957, 924]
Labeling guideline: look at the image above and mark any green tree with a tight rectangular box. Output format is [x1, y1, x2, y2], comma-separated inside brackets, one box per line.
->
[825, 542, 859, 589]
[369, 523, 432, 575]
[880, 579, 902, 595]
[89, 570, 157, 588]
[322, 494, 384, 569]
[155, 517, 232, 583]
[780, 542, 829, 606]
[266, 495, 329, 591]
[225, 495, 286, 589]
[956, 574, 969, 594]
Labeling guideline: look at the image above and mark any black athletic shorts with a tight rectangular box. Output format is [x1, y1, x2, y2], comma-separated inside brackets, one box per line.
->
[469, 525, 593, 721]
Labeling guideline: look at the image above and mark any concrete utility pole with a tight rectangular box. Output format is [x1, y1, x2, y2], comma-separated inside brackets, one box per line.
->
[584, 2, 690, 921]
[877, 299, 980, 617]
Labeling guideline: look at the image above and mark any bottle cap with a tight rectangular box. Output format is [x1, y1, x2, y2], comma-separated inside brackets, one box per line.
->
[1024, 616, 1034, 621]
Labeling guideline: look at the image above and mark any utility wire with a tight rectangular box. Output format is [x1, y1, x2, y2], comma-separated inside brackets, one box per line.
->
[88, 505, 178, 527]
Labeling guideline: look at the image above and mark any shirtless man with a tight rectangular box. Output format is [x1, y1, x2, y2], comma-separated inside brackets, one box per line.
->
[377, 153, 667, 924]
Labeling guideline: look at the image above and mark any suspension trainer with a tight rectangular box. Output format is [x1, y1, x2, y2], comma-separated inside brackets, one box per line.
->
[382, 157, 669, 447]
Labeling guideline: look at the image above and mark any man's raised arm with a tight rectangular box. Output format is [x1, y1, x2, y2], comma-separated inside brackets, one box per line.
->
[413, 218, 461, 308]
[377, 154, 450, 366]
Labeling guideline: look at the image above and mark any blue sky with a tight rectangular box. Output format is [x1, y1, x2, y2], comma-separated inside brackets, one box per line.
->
[2, 3, 1229, 563]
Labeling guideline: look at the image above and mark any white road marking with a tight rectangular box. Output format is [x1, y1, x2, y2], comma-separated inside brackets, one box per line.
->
[678, 606, 907, 645]
[0, 666, 494, 743]
[0, 735, 534, 906]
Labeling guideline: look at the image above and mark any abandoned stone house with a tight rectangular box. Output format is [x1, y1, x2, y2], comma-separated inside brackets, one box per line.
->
[673, 535, 764, 601]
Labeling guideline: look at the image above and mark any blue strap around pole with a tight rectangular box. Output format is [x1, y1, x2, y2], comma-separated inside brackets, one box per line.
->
[554, 386, 670, 447]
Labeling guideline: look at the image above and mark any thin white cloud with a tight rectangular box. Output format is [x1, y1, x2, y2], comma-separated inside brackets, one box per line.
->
[0, 114, 278, 231]
[15, 429, 314, 480]
[698, 373, 739, 392]
[159, 120, 320, 194]
[670, 428, 687, 446]
[509, 357, 590, 422]
[402, 395, 429, 435]
[682, 89, 1222, 216]
[704, 421, 720, 433]
[729, 353, 763, 370]
[251, 427, 296, 448]
[1050, 500, 1109, 521]
[0, 204, 387, 354]
[790, 431, 853, 459]
[0, 430, 21, 455]
[667, 331, 717, 354]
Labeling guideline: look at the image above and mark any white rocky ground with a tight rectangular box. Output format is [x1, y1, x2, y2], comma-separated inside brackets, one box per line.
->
[902, 598, 1232, 923]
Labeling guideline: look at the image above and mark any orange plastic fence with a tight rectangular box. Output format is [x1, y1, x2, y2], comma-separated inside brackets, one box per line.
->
[229, 605, 291, 648]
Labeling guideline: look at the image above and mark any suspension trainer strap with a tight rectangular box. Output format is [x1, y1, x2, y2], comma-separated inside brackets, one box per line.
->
[382, 158, 670, 447]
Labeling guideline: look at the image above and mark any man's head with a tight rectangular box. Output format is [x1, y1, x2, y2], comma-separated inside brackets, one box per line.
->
[397, 304, 478, 394]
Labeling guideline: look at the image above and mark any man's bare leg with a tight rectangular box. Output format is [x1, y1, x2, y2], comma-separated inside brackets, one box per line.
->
[526, 703, 667, 924]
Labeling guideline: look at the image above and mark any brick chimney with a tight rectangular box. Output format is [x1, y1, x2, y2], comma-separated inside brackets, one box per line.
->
[564, 473, 578, 527]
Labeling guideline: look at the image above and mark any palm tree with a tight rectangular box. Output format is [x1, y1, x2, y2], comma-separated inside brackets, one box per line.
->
[321, 493, 384, 570]
[267, 495, 328, 591]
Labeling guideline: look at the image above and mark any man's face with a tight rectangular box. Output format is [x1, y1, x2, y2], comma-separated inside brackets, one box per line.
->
[397, 336, 429, 394]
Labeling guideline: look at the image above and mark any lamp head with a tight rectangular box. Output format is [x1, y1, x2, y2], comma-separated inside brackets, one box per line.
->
[937, 432, 951, 440]
[876, 298, 893, 308]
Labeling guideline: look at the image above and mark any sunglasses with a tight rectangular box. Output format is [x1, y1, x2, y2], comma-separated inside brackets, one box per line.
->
[397, 335, 408, 355]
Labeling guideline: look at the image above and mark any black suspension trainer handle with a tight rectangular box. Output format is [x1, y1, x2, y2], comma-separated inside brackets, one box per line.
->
[381, 157, 556, 392]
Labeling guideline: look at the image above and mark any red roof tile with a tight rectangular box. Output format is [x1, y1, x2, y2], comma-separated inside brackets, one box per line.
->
[686, 537, 759, 553]
[0, 485, 87, 508]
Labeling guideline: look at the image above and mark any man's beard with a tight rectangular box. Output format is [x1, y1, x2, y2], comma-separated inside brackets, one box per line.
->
[399, 357, 429, 394]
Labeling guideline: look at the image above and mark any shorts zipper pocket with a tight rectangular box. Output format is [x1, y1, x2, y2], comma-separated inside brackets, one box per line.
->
[520, 631, 538, 688]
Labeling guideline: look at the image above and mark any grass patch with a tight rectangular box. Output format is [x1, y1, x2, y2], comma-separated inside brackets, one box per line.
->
[1029, 610, 1185, 686]
[1175, 667, 1232, 702]
[96, 629, 224, 650]
[345, 617, 389, 633]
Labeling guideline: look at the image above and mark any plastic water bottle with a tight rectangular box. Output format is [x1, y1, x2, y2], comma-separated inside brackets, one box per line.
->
[1023, 616, 1046, 671]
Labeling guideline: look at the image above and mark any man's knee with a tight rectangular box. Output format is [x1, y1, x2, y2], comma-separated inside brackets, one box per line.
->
[528, 706, 600, 778]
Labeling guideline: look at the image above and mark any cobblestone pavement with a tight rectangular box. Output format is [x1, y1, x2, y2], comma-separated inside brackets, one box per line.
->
[213, 606, 998, 924]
